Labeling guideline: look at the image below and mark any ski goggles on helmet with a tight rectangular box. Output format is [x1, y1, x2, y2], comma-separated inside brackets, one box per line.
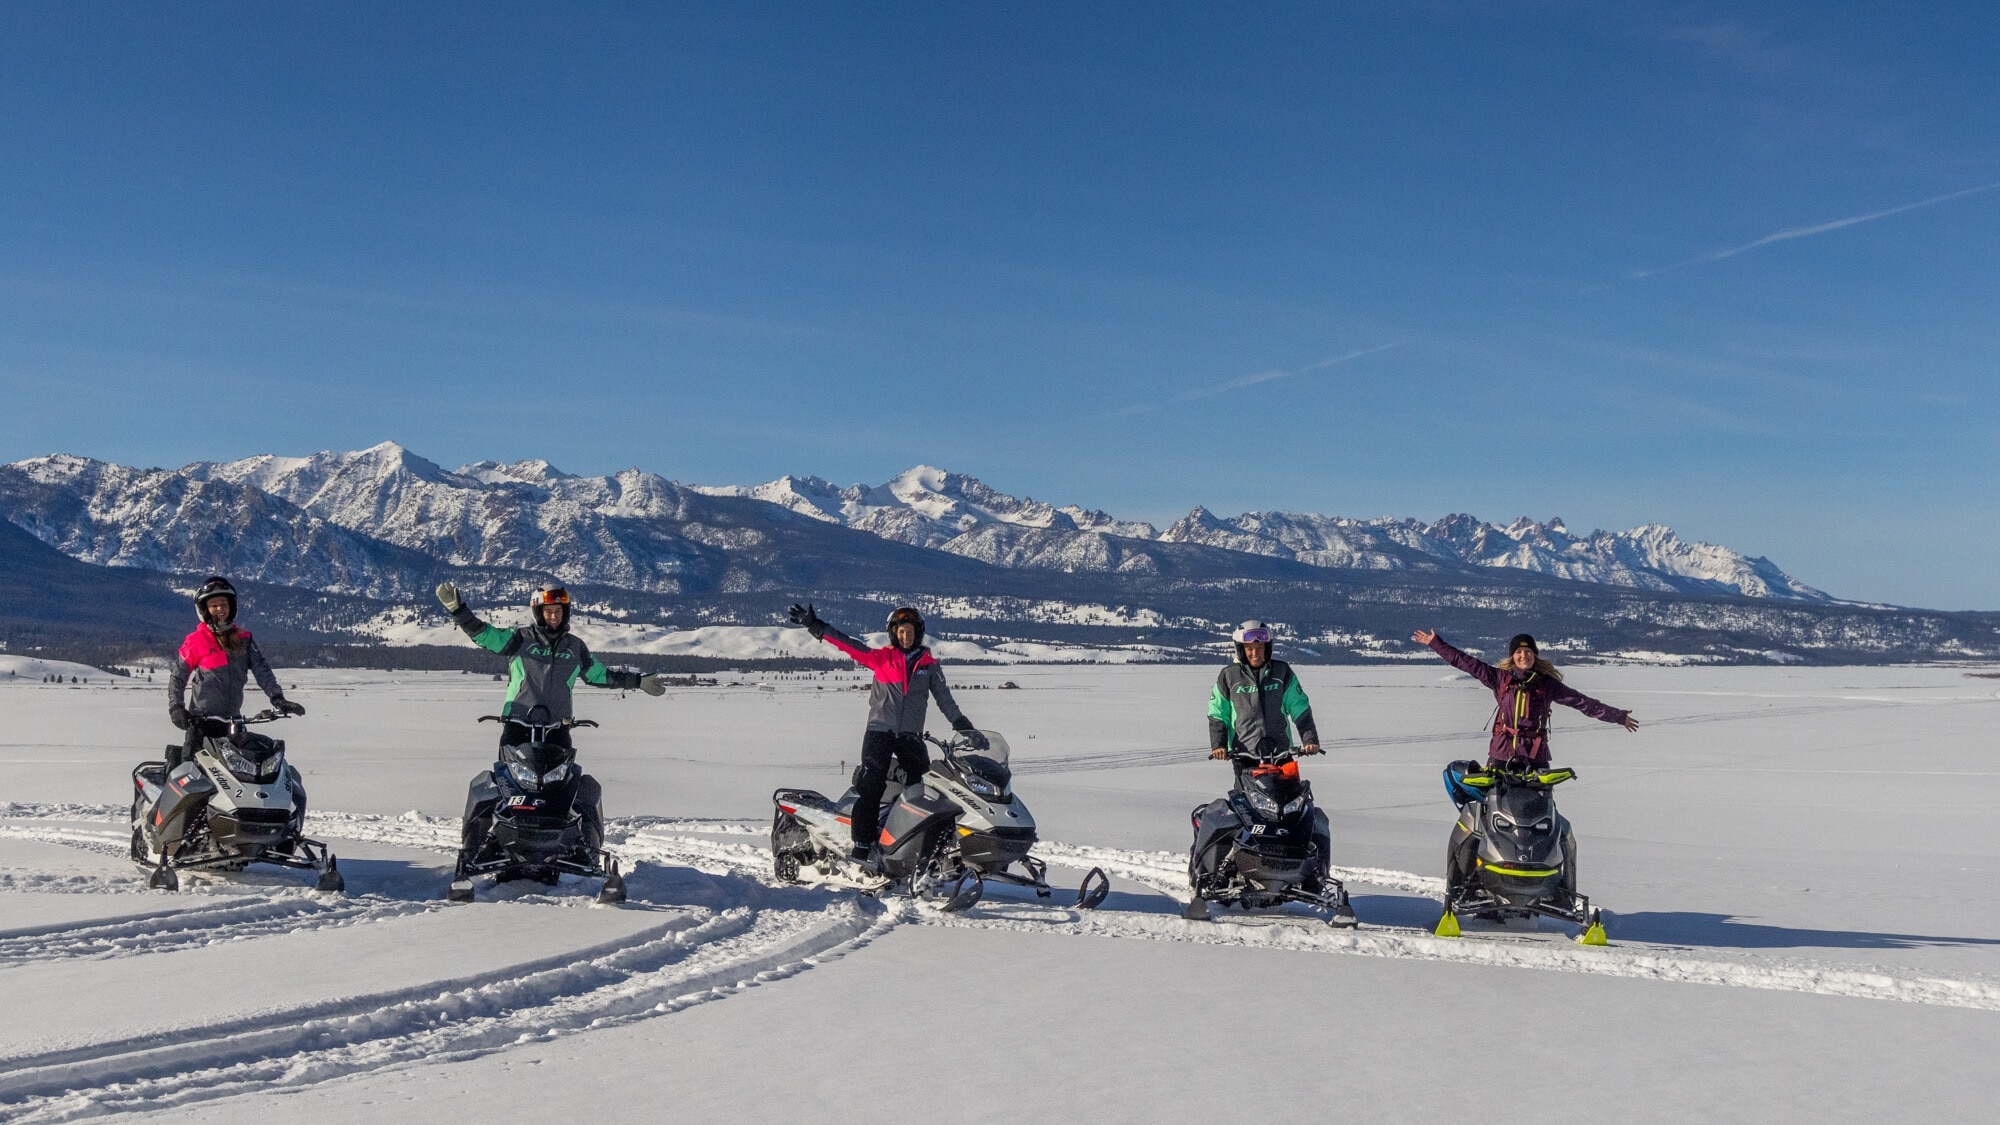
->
[1232, 626, 1272, 645]
[531, 587, 571, 607]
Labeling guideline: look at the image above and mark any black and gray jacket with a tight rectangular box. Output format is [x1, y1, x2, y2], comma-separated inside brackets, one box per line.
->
[1207, 658, 1318, 757]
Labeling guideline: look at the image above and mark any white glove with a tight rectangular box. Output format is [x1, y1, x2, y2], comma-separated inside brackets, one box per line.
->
[436, 582, 462, 612]
[638, 673, 666, 697]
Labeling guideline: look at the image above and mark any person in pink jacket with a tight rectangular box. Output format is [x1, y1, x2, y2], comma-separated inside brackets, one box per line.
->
[788, 602, 979, 869]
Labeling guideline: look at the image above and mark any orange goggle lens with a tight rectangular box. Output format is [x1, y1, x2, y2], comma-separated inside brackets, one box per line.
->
[534, 589, 570, 605]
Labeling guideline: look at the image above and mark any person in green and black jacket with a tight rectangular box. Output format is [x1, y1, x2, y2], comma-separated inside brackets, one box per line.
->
[435, 581, 666, 854]
[1206, 620, 1331, 889]
[1208, 620, 1321, 769]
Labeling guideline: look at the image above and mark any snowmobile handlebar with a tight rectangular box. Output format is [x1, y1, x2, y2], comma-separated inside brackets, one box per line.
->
[923, 731, 990, 753]
[190, 710, 290, 727]
[1225, 745, 1319, 765]
[477, 715, 600, 730]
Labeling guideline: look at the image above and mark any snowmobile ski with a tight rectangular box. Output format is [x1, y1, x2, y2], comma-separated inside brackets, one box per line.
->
[596, 857, 627, 905]
[941, 868, 984, 912]
[315, 855, 345, 894]
[1577, 908, 1608, 946]
[1433, 909, 1462, 938]
[1183, 896, 1211, 922]
[1077, 867, 1110, 910]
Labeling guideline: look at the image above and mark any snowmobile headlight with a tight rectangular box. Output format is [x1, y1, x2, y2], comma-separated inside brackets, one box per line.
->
[507, 761, 542, 791]
[1531, 817, 1552, 832]
[1491, 812, 1515, 830]
[218, 746, 261, 783]
[964, 775, 1001, 799]
[1244, 788, 1282, 819]
[1282, 795, 1308, 816]
[542, 764, 573, 786]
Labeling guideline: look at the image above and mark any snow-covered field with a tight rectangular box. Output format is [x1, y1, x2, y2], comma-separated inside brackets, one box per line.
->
[5, 663, 2000, 1121]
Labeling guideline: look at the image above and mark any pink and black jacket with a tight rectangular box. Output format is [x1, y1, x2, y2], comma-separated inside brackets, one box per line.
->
[1426, 634, 1628, 767]
[817, 625, 972, 739]
[169, 625, 284, 720]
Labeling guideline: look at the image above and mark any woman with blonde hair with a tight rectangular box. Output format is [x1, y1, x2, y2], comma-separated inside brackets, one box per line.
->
[1411, 629, 1637, 767]
[1413, 628, 1637, 911]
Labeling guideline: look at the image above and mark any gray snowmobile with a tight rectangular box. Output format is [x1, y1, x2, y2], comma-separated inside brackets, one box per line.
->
[1432, 761, 1607, 944]
[1186, 747, 1356, 926]
[772, 729, 1109, 912]
[131, 711, 343, 893]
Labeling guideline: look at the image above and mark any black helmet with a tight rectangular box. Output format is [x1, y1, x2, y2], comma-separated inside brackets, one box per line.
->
[193, 576, 237, 627]
[886, 606, 925, 649]
[530, 586, 571, 633]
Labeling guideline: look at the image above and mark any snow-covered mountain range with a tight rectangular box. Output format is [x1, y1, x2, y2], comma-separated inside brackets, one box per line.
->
[693, 464, 1825, 601]
[0, 444, 1824, 603]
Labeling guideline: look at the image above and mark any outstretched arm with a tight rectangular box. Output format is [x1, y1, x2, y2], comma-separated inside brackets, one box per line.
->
[1551, 682, 1636, 731]
[1414, 628, 1502, 691]
[578, 641, 642, 691]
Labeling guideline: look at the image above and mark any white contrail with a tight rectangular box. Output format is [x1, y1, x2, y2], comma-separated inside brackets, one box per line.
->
[1110, 342, 1403, 417]
[1628, 180, 2000, 279]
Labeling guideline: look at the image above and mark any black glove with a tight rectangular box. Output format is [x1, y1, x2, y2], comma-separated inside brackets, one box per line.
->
[274, 698, 306, 717]
[951, 716, 987, 750]
[169, 704, 189, 731]
[788, 602, 827, 639]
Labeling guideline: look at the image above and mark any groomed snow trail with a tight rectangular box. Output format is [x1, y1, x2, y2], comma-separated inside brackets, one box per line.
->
[0, 809, 893, 1123]
[7, 791, 2000, 1121]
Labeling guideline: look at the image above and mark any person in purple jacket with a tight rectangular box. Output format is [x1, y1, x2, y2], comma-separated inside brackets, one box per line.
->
[1412, 629, 1638, 766]
[1412, 628, 1637, 904]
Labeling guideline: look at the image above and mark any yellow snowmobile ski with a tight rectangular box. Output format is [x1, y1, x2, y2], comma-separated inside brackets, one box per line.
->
[1433, 909, 1461, 938]
[1577, 910, 1608, 946]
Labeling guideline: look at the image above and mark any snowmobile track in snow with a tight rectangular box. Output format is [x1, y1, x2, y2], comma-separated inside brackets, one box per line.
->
[0, 884, 891, 1122]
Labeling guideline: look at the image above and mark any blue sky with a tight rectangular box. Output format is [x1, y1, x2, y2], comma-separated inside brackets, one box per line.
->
[2, 3, 1996, 608]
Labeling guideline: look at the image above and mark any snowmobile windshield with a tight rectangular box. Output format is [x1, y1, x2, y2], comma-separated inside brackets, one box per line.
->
[948, 732, 1012, 800]
[501, 741, 576, 792]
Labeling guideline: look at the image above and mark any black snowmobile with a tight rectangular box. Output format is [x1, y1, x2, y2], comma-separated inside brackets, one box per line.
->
[449, 714, 625, 905]
[131, 711, 344, 893]
[1186, 747, 1356, 926]
[1433, 760, 1607, 944]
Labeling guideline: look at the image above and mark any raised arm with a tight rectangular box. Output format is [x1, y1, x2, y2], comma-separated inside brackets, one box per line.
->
[439, 582, 518, 656]
[789, 603, 899, 678]
[1414, 628, 1502, 691]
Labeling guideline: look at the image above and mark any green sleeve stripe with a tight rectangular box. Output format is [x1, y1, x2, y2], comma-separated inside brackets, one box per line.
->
[473, 624, 514, 654]
[582, 661, 609, 686]
[1281, 674, 1312, 722]
[1208, 682, 1232, 725]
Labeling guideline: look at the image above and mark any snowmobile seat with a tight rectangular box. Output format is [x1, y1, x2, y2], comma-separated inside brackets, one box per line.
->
[1442, 760, 1487, 805]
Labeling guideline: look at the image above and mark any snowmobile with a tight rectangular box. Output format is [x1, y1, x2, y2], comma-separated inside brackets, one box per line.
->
[448, 714, 626, 905]
[1432, 761, 1607, 945]
[1186, 747, 1356, 926]
[771, 729, 1109, 912]
[131, 711, 344, 893]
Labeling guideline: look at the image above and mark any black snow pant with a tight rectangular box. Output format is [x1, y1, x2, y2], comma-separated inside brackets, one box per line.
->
[851, 730, 929, 850]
